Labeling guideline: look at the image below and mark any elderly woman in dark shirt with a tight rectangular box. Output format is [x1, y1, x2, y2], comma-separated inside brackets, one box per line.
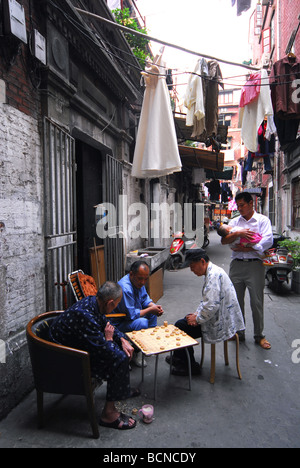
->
[49, 281, 139, 430]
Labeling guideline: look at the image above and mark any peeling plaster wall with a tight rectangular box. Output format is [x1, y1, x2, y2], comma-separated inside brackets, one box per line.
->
[0, 102, 45, 419]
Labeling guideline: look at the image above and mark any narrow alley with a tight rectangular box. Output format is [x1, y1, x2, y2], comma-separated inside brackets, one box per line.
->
[0, 231, 299, 449]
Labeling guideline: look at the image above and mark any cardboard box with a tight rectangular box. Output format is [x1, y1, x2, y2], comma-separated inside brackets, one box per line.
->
[146, 268, 164, 303]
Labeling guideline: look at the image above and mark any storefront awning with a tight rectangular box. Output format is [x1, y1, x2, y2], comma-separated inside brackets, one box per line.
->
[178, 145, 224, 172]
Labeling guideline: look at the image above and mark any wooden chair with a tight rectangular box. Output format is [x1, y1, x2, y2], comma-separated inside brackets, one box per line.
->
[200, 334, 242, 384]
[26, 311, 100, 439]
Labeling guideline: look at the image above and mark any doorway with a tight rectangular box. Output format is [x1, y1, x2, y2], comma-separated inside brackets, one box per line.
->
[75, 141, 103, 274]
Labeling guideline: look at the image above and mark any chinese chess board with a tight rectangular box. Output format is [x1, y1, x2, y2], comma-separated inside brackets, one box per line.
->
[126, 322, 199, 356]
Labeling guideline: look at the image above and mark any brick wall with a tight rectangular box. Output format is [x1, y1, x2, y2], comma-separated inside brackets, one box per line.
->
[280, 0, 300, 58]
[0, 0, 43, 119]
[0, 0, 46, 419]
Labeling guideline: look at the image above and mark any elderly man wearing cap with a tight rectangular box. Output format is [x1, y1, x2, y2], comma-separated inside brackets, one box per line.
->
[170, 249, 245, 376]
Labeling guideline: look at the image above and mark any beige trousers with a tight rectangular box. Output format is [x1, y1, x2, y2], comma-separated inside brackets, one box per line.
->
[229, 259, 265, 341]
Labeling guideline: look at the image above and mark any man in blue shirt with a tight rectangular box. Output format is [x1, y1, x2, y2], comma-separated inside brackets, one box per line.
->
[113, 261, 164, 367]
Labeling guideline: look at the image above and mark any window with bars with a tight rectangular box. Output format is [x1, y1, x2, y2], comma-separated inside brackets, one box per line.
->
[262, 27, 271, 54]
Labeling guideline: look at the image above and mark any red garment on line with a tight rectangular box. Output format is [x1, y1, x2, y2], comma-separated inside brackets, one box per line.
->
[240, 72, 261, 108]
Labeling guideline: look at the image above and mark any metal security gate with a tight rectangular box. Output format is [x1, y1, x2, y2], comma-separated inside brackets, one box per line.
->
[44, 118, 76, 310]
[103, 154, 124, 282]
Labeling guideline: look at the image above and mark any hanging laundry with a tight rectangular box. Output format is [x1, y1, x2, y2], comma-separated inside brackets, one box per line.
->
[240, 72, 261, 108]
[205, 178, 221, 202]
[184, 58, 208, 137]
[232, 0, 252, 16]
[131, 52, 182, 179]
[270, 54, 300, 148]
[239, 69, 275, 153]
[244, 121, 275, 174]
[205, 61, 224, 138]
[186, 60, 223, 141]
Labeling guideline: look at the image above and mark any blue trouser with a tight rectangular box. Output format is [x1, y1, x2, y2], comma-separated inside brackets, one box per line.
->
[245, 152, 272, 172]
[105, 352, 131, 402]
[90, 349, 131, 402]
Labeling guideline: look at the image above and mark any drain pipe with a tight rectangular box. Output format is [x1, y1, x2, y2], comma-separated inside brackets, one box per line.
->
[274, 0, 281, 231]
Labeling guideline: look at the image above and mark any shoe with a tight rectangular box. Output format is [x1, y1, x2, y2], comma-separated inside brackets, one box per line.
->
[99, 413, 136, 430]
[171, 362, 201, 376]
[255, 338, 271, 350]
[238, 331, 245, 342]
[132, 352, 147, 368]
[165, 355, 183, 366]
[229, 331, 245, 342]
[129, 387, 141, 398]
[171, 365, 188, 376]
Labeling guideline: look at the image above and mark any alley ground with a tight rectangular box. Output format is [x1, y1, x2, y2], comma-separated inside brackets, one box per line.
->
[0, 231, 299, 449]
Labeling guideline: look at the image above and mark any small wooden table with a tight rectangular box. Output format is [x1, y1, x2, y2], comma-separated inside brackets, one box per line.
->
[126, 324, 199, 399]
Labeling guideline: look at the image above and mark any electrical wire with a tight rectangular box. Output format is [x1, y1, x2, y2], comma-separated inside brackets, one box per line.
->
[48, 1, 300, 90]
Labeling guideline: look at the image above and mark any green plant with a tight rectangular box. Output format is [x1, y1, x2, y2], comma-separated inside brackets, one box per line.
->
[113, 8, 151, 69]
[278, 238, 300, 270]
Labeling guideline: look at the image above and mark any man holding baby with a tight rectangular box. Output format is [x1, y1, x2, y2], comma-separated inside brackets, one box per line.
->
[220, 192, 273, 349]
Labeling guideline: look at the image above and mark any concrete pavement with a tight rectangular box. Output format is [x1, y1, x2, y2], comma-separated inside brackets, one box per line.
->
[0, 231, 299, 449]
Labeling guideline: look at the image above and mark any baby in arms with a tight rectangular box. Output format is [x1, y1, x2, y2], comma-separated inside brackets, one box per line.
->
[217, 224, 262, 249]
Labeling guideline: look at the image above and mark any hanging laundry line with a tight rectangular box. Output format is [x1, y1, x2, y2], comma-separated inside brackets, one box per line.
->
[75, 8, 260, 72]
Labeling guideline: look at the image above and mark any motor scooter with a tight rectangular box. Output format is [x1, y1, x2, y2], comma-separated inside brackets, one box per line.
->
[168, 226, 209, 270]
[264, 233, 294, 293]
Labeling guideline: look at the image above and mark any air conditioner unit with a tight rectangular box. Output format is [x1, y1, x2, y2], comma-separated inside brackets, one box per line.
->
[2, 0, 27, 43]
[33, 29, 46, 65]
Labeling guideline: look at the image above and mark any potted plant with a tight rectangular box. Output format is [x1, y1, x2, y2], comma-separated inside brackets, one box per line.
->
[278, 238, 300, 293]
[112, 8, 151, 69]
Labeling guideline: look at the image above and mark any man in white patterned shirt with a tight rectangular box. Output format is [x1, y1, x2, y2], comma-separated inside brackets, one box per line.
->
[170, 249, 245, 376]
[221, 192, 273, 350]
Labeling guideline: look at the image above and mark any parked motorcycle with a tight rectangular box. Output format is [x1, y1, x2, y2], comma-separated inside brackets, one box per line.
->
[264, 233, 294, 293]
[168, 226, 209, 270]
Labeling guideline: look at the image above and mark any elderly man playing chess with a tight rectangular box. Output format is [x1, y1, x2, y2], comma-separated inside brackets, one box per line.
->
[49, 282, 139, 430]
[170, 249, 245, 376]
[113, 260, 164, 368]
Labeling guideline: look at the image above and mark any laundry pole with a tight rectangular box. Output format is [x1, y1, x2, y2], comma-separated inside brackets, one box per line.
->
[75, 8, 260, 71]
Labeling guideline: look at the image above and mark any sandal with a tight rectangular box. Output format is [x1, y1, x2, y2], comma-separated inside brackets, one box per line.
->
[129, 387, 141, 398]
[99, 412, 136, 430]
[256, 338, 271, 350]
